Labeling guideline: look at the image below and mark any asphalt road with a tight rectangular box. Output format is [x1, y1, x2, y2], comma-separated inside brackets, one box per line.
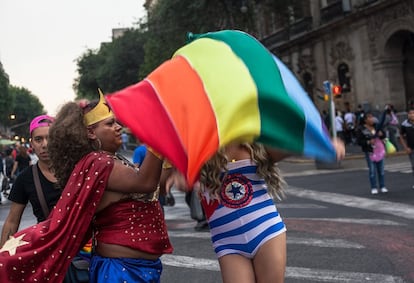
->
[1, 150, 413, 282]
[160, 152, 414, 283]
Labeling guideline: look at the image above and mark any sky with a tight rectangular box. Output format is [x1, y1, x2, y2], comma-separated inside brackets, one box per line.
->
[0, 0, 146, 116]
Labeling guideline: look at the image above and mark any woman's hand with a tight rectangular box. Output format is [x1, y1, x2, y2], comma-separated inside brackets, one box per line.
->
[332, 138, 345, 160]
[165, 169, 189, 192]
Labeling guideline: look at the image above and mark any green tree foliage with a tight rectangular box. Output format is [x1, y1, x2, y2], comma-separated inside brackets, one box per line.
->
[74, 0, 294, 97]
[139, 0, 258, 78]
[0, 63, 13, 126]
[8, 86, 45, 138]
[74, 29, 146, 100]
[73, 48, 106, 100]
[98, 29, 146, 91]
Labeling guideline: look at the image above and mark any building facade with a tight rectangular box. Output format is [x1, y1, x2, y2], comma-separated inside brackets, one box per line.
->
[261, 0, 414, 114]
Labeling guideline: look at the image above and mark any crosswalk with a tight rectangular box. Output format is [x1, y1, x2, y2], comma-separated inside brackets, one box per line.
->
[163, 189, 409, 283]
[385, 162, 413, 174]
[282, 161, 413, 177]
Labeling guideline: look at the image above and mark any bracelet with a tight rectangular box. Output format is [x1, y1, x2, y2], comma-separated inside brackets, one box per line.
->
[147, 147, 164, 160]
[162, 160, 172, 169]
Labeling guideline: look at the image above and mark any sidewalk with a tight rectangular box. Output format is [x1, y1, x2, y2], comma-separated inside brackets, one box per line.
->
[286, 142, 405, 163]
[121, 144, 406, 164]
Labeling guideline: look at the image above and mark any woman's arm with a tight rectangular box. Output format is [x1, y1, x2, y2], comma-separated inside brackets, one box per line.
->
[10, 161, 18, 178]
[106, 151, 163, 194]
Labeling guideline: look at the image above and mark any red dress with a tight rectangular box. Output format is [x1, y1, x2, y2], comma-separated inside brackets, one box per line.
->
[0, 152, 172, 282]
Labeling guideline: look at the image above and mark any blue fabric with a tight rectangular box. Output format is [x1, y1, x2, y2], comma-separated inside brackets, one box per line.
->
[89, 255, 162, 283]
[132, 145, 147, 165]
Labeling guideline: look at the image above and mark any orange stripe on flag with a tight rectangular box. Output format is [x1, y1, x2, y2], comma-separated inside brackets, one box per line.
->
[147, 56, 219, 183]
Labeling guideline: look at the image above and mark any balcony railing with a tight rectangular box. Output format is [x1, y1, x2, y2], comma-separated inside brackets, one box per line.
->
[261, 16, 313, 47]
[290, 17, 313, 36]
[320, 0, 344, 24]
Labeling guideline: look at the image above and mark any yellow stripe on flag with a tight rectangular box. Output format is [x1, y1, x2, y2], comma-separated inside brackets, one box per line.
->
[174, 38, 260, 145]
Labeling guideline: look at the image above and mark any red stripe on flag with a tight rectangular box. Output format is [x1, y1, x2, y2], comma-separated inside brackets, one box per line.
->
[106, 80, 188, 175]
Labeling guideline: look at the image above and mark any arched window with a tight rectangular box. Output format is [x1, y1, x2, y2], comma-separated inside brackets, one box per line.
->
[338, 63, 351, 92]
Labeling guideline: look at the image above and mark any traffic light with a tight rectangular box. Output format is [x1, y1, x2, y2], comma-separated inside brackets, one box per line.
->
[332, 85, 342, 98]
[324, 94, 329, 101]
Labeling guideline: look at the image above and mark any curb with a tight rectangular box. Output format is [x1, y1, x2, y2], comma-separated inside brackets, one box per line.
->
[284, 151, 406, 164]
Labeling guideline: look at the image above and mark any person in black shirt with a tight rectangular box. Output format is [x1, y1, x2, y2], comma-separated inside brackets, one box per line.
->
[0, 115, 57, 247]
[399, 107, 414, 189]
[10, 145, 31, 178]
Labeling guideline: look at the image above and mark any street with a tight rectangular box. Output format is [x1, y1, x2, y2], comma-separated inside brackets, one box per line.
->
[0, 151, 413, 282]
[160, 152, 414, 283]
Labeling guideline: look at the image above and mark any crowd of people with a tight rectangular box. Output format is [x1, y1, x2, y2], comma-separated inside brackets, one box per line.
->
[0, 141, 39, 202]
[2, 93, 414, 282]
[323, 102, 414, 195]
[0, 88, 344, 283]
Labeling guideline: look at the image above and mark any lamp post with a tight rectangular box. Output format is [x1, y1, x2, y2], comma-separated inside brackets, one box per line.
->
[6, 114, 16, 139]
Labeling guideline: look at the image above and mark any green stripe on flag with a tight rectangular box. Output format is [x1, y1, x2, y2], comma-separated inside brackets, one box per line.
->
[173, 37, 260, 146]
[191, 30, 306, 153]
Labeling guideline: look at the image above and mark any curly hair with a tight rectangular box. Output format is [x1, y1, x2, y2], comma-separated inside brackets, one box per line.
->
[199, 143, 285, 201]
[48, 102, 94, 189]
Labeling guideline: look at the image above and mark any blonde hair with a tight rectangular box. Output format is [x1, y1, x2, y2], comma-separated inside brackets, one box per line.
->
[199, 143, 285, 201]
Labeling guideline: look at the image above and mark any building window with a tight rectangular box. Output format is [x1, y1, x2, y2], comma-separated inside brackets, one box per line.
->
[338, 63, 351, 92]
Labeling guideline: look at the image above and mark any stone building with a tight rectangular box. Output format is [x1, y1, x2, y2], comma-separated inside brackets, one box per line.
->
[261, 0, 414, 114]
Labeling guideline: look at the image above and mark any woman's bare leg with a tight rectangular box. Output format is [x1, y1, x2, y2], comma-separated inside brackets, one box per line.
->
[253, 232, 286, 283]
[219, 254, 255, 283]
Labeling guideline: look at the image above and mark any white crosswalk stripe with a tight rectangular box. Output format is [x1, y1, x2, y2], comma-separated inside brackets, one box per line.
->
[164, 190, 408, 282]
[280, 161, 414, 176]
[161, 255, 405, 282]
[385, 162, 413, 173]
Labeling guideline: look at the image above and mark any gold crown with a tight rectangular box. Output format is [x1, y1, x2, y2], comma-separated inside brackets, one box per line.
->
[83, 89, 113, 126]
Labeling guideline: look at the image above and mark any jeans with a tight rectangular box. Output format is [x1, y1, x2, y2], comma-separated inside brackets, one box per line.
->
[408, 152, 414, 177]
[364, 152, 385, 189]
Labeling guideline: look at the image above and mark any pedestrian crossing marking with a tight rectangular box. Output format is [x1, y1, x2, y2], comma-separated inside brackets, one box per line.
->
[385, 163, 412, 173]
[287, 186, 414, 220]
[161, 255, 405, 282]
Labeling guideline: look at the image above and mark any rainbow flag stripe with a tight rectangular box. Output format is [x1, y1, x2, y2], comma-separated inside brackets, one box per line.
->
[106, 30, 335, 185]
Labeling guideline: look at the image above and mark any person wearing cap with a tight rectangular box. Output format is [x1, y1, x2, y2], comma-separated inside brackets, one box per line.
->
[0, 92, 172, 282]
[0, 115, 57, 247]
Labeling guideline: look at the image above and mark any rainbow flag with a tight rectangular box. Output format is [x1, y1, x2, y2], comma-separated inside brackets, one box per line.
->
[106, 30, 335, 185]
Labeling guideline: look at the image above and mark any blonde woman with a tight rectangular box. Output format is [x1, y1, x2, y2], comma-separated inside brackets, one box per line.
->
[170, 140, 344, 283]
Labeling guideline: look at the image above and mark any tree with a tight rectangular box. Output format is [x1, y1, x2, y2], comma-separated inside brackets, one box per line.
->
[73, 48, 106, 100]
[8, 86, 45, 139]
[97, 29, 146, 92]
[74, 29, 147, 100]
[140, 0, 258, 78]
[73, 0, 295, 98]
[0, 63, 13, 127]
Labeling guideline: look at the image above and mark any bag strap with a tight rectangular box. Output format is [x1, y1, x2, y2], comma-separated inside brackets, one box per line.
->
[32, 164, 50, 217]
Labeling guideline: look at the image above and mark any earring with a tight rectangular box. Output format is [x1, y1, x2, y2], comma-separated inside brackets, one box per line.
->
[91, 138, 102, 151]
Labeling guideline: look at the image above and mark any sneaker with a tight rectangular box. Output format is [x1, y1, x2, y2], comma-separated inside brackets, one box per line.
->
[380, 187, 388, 193]
[371, 188, 379, 195]
[194, 220, 209, 232]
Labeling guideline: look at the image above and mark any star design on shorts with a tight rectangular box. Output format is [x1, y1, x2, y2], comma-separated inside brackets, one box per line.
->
[0, 234, 29, 256]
